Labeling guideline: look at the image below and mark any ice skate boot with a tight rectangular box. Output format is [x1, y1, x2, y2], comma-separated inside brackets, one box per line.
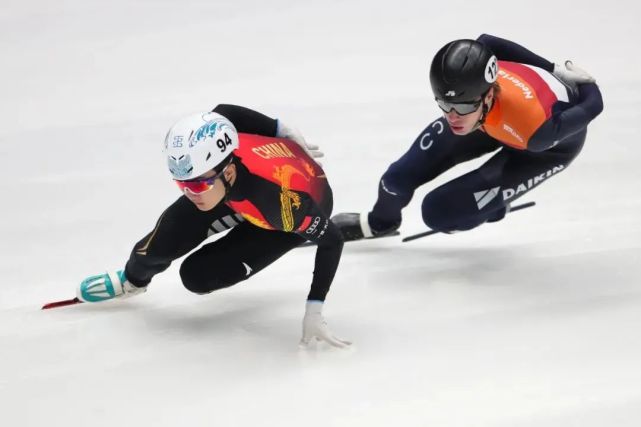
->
[77, 270, 146, 303]
[331, 212, 399, 242]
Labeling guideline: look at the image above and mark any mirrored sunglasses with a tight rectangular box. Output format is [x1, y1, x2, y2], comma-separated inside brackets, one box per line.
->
[436, 98, 482, 116]
[174, 166, 228, 194]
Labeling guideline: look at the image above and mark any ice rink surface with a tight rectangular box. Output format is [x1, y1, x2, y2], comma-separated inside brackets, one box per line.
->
[1, 1, 640, 426]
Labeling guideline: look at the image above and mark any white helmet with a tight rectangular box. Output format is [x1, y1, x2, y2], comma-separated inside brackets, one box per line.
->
[164, 112, 239, 180]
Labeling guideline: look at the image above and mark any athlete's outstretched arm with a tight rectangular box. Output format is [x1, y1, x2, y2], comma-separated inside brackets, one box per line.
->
[528, 83, 604, 152]
[212, 104, 278, 137]
[477, 34, 554, 71]
[296, 199, 345, 302]
[213, 104, 323, 160]
[296, 202, 348, 348]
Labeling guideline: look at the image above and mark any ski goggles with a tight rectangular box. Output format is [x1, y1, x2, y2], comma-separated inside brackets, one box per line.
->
[174, 165, 229, 194]
[435, 98, 482, 116]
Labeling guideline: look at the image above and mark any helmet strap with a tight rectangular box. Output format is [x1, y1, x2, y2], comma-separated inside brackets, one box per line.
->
[220, 156, 236, 201]
[472, 90, 494, 131]
[221, 173, 232, 198]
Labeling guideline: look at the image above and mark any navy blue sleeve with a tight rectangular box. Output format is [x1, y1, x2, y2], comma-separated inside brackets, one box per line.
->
[575, 83, 604, 119]
[528, 83, 604, 152]
[212, 104, 278, 137]
[477, 34, 555, 72]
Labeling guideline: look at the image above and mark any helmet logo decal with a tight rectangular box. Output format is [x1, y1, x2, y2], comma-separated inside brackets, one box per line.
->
[191, 121, 218, 147]
[171, 135, 184, 148]
[191, 119, 235, 147]
[168, 154, 194, 179]
[445, 90, 456, 97]
[485, 55, 498, 83]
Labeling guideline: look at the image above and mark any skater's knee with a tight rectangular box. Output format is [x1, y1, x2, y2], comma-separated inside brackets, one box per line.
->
[179, 256, 240, 295]
[422, 189, 485, 232]
[421, 190, 455, 232]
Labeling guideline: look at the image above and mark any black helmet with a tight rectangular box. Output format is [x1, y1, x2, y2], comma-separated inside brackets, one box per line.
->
[429, 39, 498, 103]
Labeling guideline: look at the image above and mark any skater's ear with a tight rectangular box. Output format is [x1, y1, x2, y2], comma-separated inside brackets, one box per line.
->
[486, 82, 499, 103]
[224, 163, 237, 183]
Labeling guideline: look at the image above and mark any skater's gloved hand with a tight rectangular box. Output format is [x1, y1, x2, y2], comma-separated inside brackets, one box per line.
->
[276, 120, 324, 164]
[553, 61, 596, 86]
[299, 301, 351, 349]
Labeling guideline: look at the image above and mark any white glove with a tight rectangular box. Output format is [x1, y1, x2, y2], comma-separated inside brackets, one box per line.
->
[276, 120, 324, 163]
[553, 61, 596, 86]
[77, 270, 147, 303]
[299, 301, 351, 349]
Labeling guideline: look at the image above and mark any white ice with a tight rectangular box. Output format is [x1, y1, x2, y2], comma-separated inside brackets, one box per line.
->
[1, 1, 640, 426]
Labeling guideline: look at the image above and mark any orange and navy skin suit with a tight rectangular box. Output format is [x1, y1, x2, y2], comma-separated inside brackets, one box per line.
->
[368, 34, 604, 233]
[124, 104, 342, 302]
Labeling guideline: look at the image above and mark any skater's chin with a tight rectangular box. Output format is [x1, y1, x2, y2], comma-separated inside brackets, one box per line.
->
[193, 202, 213, 211]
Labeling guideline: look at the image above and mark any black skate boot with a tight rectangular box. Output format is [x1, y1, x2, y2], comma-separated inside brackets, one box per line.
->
[331, 212, 400, 242]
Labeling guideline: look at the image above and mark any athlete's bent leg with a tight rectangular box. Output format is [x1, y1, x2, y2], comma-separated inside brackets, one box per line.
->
[422, 131, 586, 232]
[179, 223, 305, 294]
[125, 196, 241, 287]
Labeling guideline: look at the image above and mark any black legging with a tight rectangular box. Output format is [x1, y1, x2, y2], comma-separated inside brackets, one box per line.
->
[124, 196, 304, 293]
